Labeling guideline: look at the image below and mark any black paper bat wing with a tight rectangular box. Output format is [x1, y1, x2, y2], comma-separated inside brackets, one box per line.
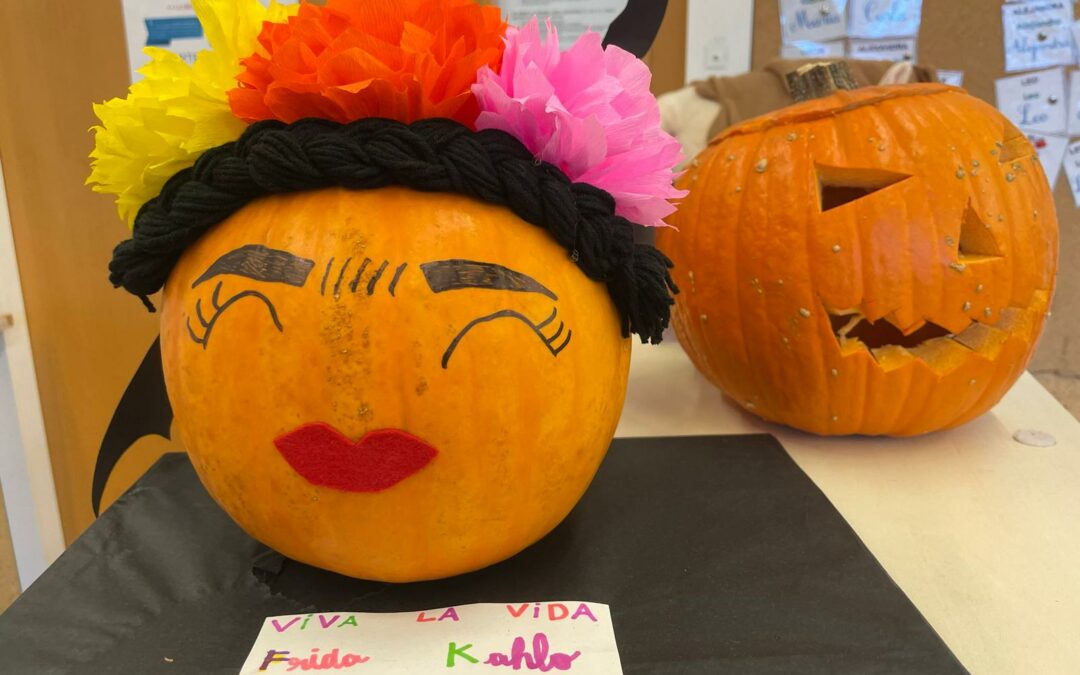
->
[92, 337, 173, 515]
[602, 0, 669, 58]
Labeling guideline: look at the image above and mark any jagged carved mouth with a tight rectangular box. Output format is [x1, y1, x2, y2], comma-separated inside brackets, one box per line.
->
[825, 306, 1023, 369]
[829, 312, 953, 350]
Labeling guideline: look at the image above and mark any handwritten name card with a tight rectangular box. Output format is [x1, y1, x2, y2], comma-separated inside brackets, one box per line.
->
[1001, 1, 1075, 73]
[938, 70, 965, 87]
[238, 602, 623, 674]
[1067, 70, 1080, 136]
[847, 37, 917, 62]
[781, 40, 846, 58]
[1063, 141, 1080, 206]
[995, 67, 1067, 135]
[780, 0, 848, 44]
[1024, 131, 1068, 188]
[847, 0, 923, 39]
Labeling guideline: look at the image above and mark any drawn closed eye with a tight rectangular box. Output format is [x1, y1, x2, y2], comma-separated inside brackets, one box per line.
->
[186, 281, 283, 349]
[441, 307, 572, 369]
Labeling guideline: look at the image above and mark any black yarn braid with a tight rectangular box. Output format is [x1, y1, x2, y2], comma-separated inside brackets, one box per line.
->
[110, 117, 678, 343]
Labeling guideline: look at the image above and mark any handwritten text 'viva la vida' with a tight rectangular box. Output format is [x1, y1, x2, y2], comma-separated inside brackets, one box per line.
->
[257, 603, 600, 672]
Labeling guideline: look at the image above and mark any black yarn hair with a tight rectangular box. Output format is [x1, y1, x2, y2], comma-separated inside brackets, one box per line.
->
[110, 117, 678, 343]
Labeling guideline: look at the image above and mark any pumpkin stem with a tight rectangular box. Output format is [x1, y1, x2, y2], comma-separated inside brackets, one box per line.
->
[786, 62, 858, 102]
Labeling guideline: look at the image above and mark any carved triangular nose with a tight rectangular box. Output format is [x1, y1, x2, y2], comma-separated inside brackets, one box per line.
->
[817, 165, 912, 211]
[958, 200, 1003, 262]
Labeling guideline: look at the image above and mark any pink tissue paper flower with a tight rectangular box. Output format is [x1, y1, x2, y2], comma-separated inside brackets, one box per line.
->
[472, 18, 686, 228]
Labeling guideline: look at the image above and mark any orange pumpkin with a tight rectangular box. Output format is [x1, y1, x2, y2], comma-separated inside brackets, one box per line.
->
[658, 84, 1058, 436]
[160, 186, 631, 581]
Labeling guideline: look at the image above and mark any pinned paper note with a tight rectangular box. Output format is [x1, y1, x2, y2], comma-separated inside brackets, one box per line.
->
[238, 603, 623, 674]
[1001, 1, 1075, 73]
[780, 0, 848, 45]
[938, 69, 965, 87]
[685, 0, 755, 81]
[1062, 141, 1080, 206]
[847, 37, 917, 62]
[848, 0, 923, 39]
[500, 0, 629, 45]
[122, 0, 207, 82]
[1022, 131, 1068, 188]
[781, 40, 847, 58]
[1067, 70, 1080, 136]
[995, 68, 1068, 135]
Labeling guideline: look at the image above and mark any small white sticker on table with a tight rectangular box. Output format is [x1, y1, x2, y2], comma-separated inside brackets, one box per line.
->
[847, 37, 917, 62]
[780, 0, 848, 44]
[847, 0, 923, 39]
[238, 602, 623, 674]
[1001, 1, 1075, 73]
[995, 67, 1067, 136]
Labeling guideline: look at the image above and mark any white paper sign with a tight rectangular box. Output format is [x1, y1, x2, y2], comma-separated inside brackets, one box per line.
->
[1023, 131, 1068, 188]
[847, 37, 917, 62]
[685, 0, 755, 81]
[238, 603, 623, 674]
[938, 69, 965, 87]
[122, 0, 207, 82]
[781, 40, 847, 58]
[1063, 141, 1080, 205]
[1068, 70, 1080, 135]
[848, 0, 923, 39]
[1001, 1, 1075, 73]
[780, 0, 848, 45]
[995, 68, 1068, 135]
[500, 0, 629, 45]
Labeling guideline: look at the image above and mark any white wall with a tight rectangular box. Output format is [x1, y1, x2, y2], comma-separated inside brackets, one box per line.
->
[0, 158, 65, 588]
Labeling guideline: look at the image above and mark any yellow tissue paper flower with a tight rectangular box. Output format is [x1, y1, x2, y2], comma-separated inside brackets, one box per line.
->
[88, 0, 299, 228]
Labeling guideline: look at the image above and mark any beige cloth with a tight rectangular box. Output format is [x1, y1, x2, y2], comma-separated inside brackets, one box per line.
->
[692, 58, 939, 142]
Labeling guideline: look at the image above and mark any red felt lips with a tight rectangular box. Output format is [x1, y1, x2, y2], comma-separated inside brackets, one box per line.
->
[273, 423, 437, 492]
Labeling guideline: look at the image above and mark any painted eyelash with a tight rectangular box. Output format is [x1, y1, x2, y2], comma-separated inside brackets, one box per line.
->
[320, 257, 408, 298]
[186, 280, 283, 349]
[441, 306, 572, 369]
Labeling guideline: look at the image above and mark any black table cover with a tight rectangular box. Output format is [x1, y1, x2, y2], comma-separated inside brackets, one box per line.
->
[0, 435, 966, 674]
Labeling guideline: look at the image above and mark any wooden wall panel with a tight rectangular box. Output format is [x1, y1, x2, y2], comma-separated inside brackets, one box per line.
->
[645, 0, 688, 96]
[0, 2, 182, 543]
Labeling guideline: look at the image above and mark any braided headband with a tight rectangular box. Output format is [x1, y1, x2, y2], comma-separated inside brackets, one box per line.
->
[111, 117, 678, 344]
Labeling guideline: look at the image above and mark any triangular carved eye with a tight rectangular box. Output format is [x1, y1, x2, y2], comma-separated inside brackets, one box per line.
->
[817, 165, 911, 211]
[958, 201, 1003, 261]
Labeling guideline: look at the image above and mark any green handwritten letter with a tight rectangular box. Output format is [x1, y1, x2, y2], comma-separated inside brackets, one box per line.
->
[446, 642, 479, 667]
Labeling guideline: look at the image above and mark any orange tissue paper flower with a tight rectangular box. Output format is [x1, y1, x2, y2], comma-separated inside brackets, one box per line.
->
[228, 0, 507, 127]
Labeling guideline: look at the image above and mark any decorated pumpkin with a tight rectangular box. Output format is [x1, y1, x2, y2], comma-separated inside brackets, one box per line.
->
[658, 70, 1057, 436]
[89, 0, 682, 580]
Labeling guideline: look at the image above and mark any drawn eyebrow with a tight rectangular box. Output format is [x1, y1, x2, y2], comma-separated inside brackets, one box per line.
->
[192, 245, 316, 289]
[420, 260, 557, 300]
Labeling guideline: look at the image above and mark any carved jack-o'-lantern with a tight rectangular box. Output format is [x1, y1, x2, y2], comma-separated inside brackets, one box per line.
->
[658, 81, 1058, 436]
[89, 1, 682, 580]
